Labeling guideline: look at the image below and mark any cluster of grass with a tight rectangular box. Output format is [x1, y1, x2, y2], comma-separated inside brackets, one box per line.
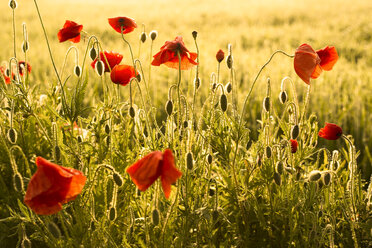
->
[0, 0, 371, 247]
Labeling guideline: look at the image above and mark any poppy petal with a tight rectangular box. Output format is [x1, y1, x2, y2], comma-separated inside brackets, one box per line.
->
[316, 46, 338, 71]
[108, 17, 137, 34]
[61, 167, 87, 203]
[318, 123, 343, 140]
[57, 21, 83, 43]
[294, 44, 321, 84]
[126, 151, 163, 192]
[110, 64, 136, 86]
[160, 149, 182, 199]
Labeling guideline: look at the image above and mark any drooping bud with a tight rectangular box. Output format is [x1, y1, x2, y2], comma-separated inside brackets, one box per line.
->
[89, 46, 97, 60]
[225, 82, 232, 94]
[9, 0, 17, 9]
[263, 97, 270, 112]
[113, 172, 123, 187]
[194, 77, 200, 89]
[152, 209, 160, 226]
[13, 173, 24, 192]
[104, 123, 110, 134]
[220, 94, 227, 112]
[47, 222, 61, 239]
[7, 128, 17, 144]
[291, 125, 300, 139]
[22, 41, 29, 53]
[105, 135, 111, 146]
[192, 31, 198, 39]
[274, 172, 281, 186]
[183, 121, 188, 128]
[276, 161, 283, 175]
[279, 91, 287, 104]
[95, 60, 105, 76]
[186, 152, 193, 170]
[54, 145, 61, 162]
[74, 65, 81, 77]
[140, 32, 147, 43]
[322, 172, 331, 186]
[136, 73, 142, 82]
[77, 135, 83, 143]
[129, 106, 135, 118]
[165, 100, 173, 116]
[309, 170, 321, 181]
[109, 206, 117, 221]
[216, 49, 224, 63]
[226, 55, 233, 69]
[265, 146, 272, 159]
[150, 30, 158, 41]
[207, 154, 213, 164]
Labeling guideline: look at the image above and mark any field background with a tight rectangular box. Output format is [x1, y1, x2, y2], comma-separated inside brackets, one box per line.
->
[0, 0, 371, 179]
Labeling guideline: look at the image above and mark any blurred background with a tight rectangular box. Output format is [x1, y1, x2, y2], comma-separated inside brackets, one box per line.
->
[1, 0, 371, 180]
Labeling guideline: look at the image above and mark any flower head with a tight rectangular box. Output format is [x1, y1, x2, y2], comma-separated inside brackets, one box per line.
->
[151, 36, 198, 70]
[126, 149, 182, 199]
[18, 61, 31, 76]
[110, 64, 137, 86]
[318, 123, 342, 140]
[294, 44, 338, 84]
[216, 49, 225, 63]
[91, 51, 123, 73]
[24, 157, 86, 215]
[108, 17, 137, 34]
[0, 66, 11, 84]
[57, 20, 83, 43]
[290, 139, 298, 153]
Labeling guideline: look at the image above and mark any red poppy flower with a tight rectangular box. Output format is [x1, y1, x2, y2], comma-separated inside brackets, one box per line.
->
[294, 44, 338, 84]
[24, 157, 86, 215]
[57, 20, 83, 43]
[18, 61, 31, 76]
[110, 64, 137, 86]
[91, 51, 123, 73]
[108, 17, 137, 34]
[0, 66, 10, 84]
[290, 139, 298, 153]
[126, 149, 182, 199]
[318, 123, 343, 140]
[151, 36, 198, 70]
[216, 49, 225, 63]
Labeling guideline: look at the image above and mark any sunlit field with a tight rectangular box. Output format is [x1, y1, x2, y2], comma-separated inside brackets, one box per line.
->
[1, 0, 372, 247]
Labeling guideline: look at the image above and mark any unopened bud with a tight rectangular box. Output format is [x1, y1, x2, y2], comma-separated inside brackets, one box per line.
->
[225, 82, 232, 94]
[192, 31, 198, 39]
[309, 170, 321, 181]
[54, 145, 61, 162]
[165, 100, 173, 116]
[183, 121, 188, 128]
[291, 125, 299, 139]
[209, 187, 215, 196]
[113, 172, 123, 187]
[47, 222, 61, 239]
[220, 94, 227, 112]
[109, 206, 117, 221]
[279, 91, 287, 104]
[9, 0, 17, 9]
[22, 41, 29, 53]
[104, 124, 110, 134]
[207, 154, 213, 164]
[226, 55, 233, 69]
[13, 173, 24, 192]
[95, 60, 105, 76]
[7, 128, 17, 144]
[322, 172, 331, 186]
[274, 172, 281, 186]
[89, 47, 97, 60]
[150, 30, 158, 41]
[129, 106, 135, 118]
[263, 97, 270, 112]
[136, 73, 142, 82]
[276, 161, 283, 175]
[216, 49, 224, 63]
[140, 32, 147, 43]
[265, 146, 272, 158]
[194, 78, 200, 89]
[186, 152, 193, 170]
[152, 209, 159, 226]
[74, 65, 81, 77]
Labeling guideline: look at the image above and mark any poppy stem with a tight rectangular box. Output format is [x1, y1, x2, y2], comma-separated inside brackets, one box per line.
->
[177, 51, 182, 128]
[12, 8, 16, 58]
[300, 84, 311, 124]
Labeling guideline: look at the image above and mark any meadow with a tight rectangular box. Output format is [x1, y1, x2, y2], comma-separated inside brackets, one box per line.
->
[0, 0, 372, 247]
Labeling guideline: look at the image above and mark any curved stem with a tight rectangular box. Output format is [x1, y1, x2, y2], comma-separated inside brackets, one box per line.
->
[177, 51, 182, 128]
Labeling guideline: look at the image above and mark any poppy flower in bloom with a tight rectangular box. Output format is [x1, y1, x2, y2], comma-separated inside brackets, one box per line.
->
[24, 157, 86, 215]
[151, 36, 198, 70]
[318, 123, 343, 140]
[57, 20, 83, 43]
[18, 61, 31, 76]
[108, 17, 137, 34]
[216, 49, 225, 63]
[0, 66, 10, 84]
[290, 139, 298, 153]
[126, 149, 182, 199]
[294, 44, 338, 84]
[91, 51, 123, 73]
[110, 64, 137, 86]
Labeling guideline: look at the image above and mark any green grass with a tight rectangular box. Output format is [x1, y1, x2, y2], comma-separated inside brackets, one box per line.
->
[0, 0, 371, 247]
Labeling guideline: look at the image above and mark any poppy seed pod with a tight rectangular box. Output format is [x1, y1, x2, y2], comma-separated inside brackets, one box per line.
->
[194, 77, 201, 89]
[7, 128, 17, 144]
[192, 31, 198, 39]
[150, 30, 158, 41]
[89, 47, 97, 60]
[140, 32, 147, 43]
[309, 170, 321, 181]
[113, 172, 123, 187]
[21, 237, 31, 248]
[226, 55, 233, 69]
[207, 154, 213, 164]
[263, 97, 270, 112]
[13, 173, 24, 192]
[165, 100, 173, 116]
[279, 91, 288, 104]
[225, 82, 232, 94]
[22, 41, 29, 53]
[74, 65, 81, 77]
[186, 152, 193, 170]
[220, 94, 227, 112]
[274, 172, 281, 186]
[322, 172, 331, 186]
[9, 0, 17, 9]
[152, 209, 160, 226]
[129, 106, 135, 118]
[109, 207, 117, 221]
[95, 60, 105, 76]
[291, 125, 300, 139]
[47, 222, 61, 239]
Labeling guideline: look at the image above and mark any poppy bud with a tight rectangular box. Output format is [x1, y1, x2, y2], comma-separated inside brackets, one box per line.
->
[274, 172, 281, 186]
[207, 154, 213, 164]
[152, 209, 160, 226]
[109, 206, 117, 221]
[318, 179, 324, 189]
[129, 106, 135, 118]
[5, 68, 10, 77]
[77, 135, 83, 143]
[22, 41, 29, 53]
[226, 55, 233, 69]
[140, 32, 147, 43]
[105, 123, 110, 134]
[165, 100, 173, 116]
[7, 128, 17, 144]
[150, 30, 158, 41]
[113, 172, 123, 187]
[136, 73, 142, 82]
[279, 91, 287, 104]
[192, 31, 198, 39]
[13, 173, 24, 192]
[309, 170, 321, 181]
[212, 83, 217, 91]
[209, 187, 215, 196]
[21, 237, 31, 248]
[186, 152, 193, 170]
[265, 146, 272, 159]
[47, 222, 61, 239]
[263, 97, 270, 112]
[225, 82, 232, 94]
[74, 65, 81, 77]
[291, 125, 300, 139]
[54, 145, 61, 162]
[322, 172, 331, 186]
[105, 135, 111, 146]
[9, 0, 17, 9]
[95, 60, 105, 76]
[220, 94, 227, 112]
[216, 49, 224, 63]
[257, 155, 262, 166]
[89, 47, 97, 60]
[276, 161, 283, 175]
[194, 77, 200, 89]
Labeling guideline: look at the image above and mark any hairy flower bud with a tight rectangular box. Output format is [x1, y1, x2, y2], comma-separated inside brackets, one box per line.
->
[276, 161, 284, 175]
[322, 172, 331, 186]
[279, 91, 287, 104]
[165, 100, 173, 116]
[274, 172, 281, 186]
[150, 30, 158, 41]
[13, 173, 24, 192]
[74, 65, 81, 77]
[291, 125, 300, 139]
[47, 222, 61, 239]
[113, 172, 123, 187]
[89, 47, 97, 60]
[9, 0, 17, 9]
[140, 32, 147, 43]
[225, 82, 232, 94]
[226, 55, 233, 69]
[109, 206, 117, 221]
[152, 209, 160, 226]
[207, 154, 213, 164]
[263, 97, 270, 112]
[95, 60, 105, 76]
[129, 106, 135, 118]
[309, 170, 321, 181]
[7, 128, 17, 144]
[192, 31, 198, 39]
[186, 152, 193, 170]
[220, 94, 227, 112]
[104, 123, 110, 134]
[22, 41, 29, 53]
[194, 77, 201, 89]
[266, 146, 272, 159]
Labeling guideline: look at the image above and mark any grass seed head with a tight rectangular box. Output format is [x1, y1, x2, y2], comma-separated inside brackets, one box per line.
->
[54, 145, 61, 162]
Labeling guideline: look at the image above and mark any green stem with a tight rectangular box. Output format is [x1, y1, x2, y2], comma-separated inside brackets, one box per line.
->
[12, 8, 16, 58]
